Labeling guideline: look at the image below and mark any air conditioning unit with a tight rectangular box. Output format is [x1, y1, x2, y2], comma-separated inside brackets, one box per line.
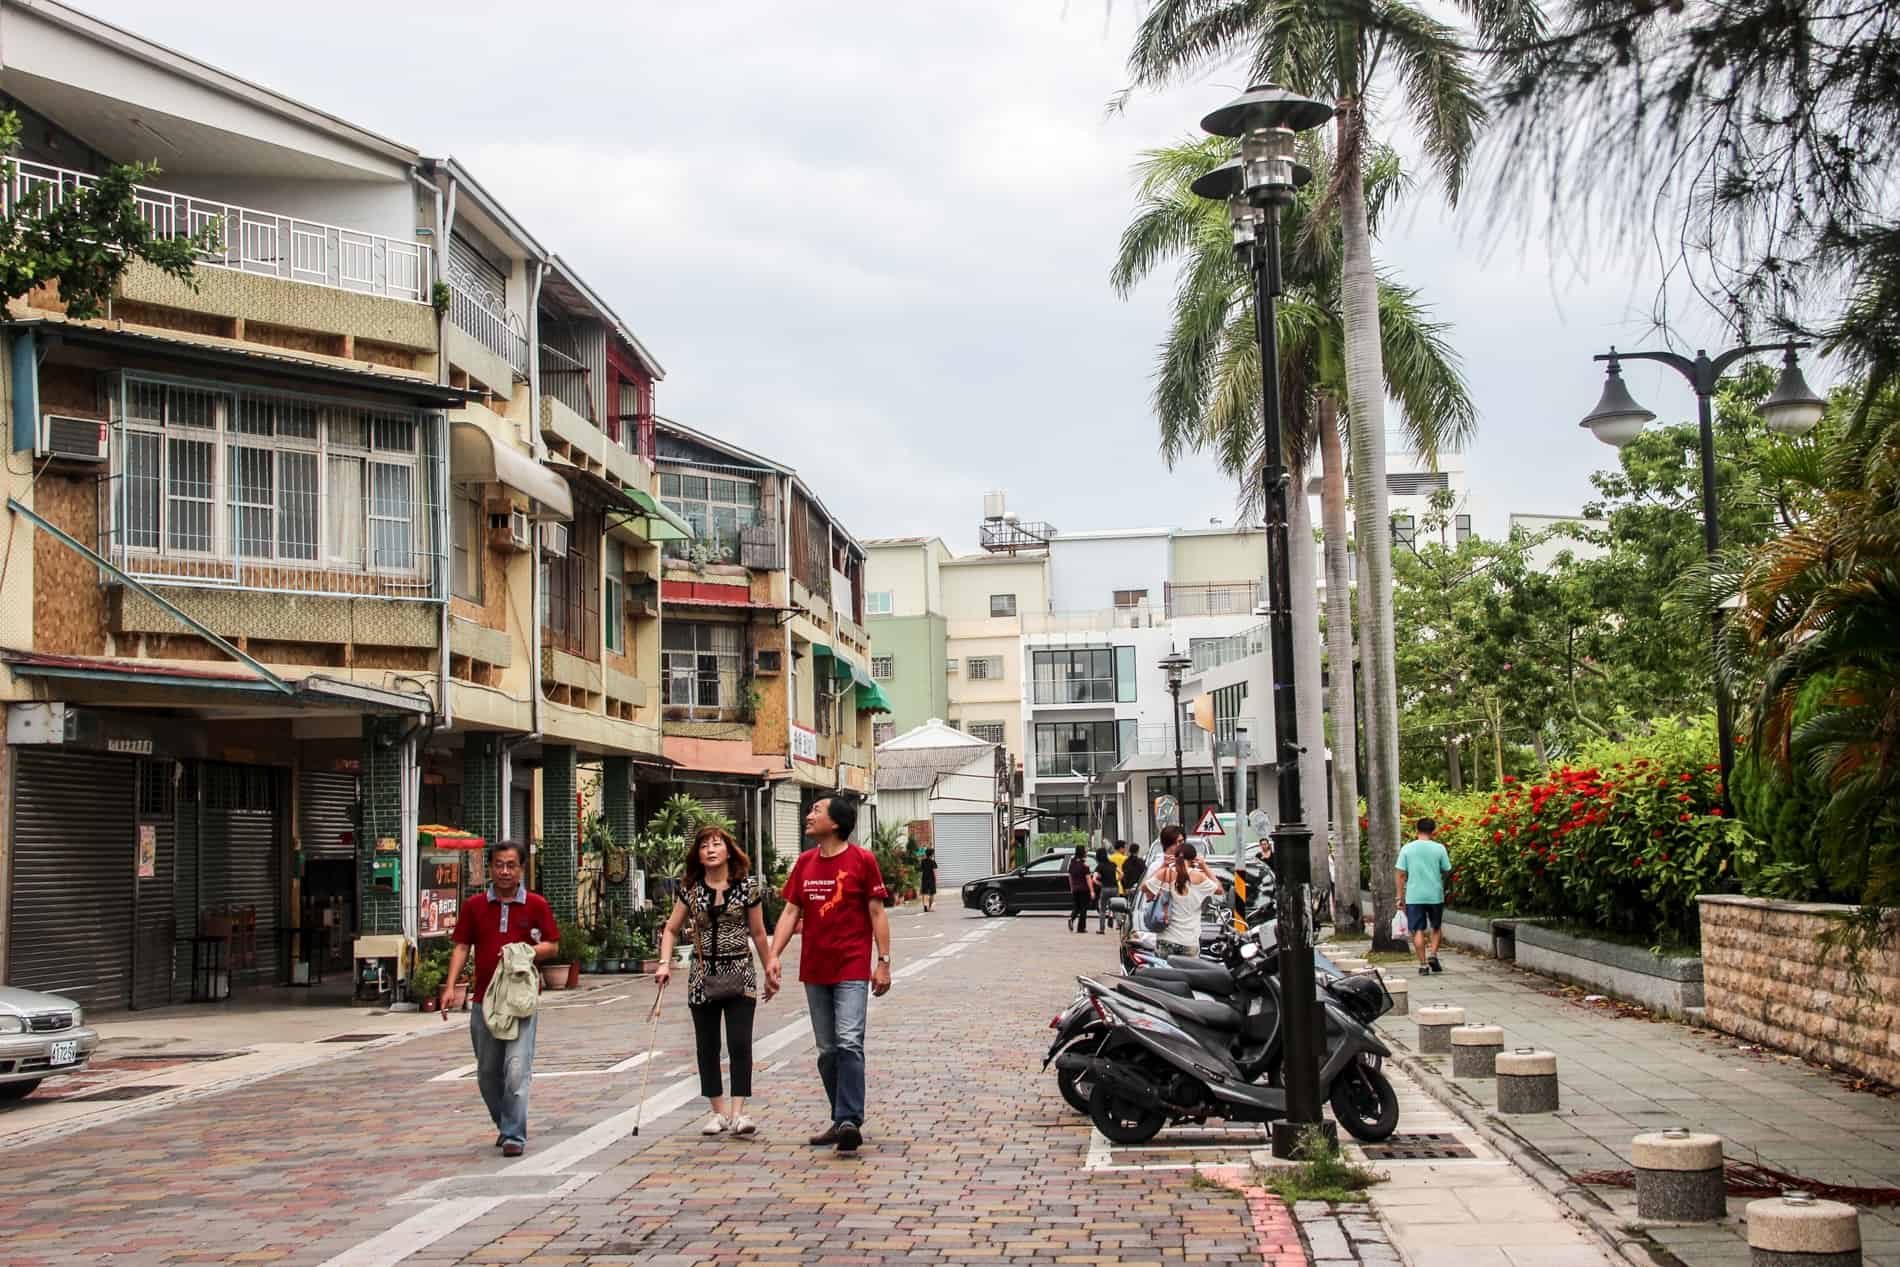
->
[538, 521, 569, 558]
[508, 509, 531, 551]
[946, 659, 960, 675]
[38, 414, 107, 463]
[755, 648, 783, 676]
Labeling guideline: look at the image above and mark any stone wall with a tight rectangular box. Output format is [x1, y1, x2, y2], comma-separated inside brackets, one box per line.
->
[1699, 895, 1900, 1086]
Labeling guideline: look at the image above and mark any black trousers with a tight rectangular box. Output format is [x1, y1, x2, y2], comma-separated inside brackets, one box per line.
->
[1069, 891, 1092, 931]
[689, 996, 757, 1098]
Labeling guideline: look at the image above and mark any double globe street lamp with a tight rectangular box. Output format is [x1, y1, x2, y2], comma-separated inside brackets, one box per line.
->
[1579, 342, 1826, 806]
[1189, 82, 1332, 1158]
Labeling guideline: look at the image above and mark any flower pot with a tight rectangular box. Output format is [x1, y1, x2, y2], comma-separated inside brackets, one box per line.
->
[421, 995, 440, 1012]
[541, 964, 577, 991]
[584, 959, 602, 975]
[639, 959, 659, 976]
[445, 982, 469, 1009]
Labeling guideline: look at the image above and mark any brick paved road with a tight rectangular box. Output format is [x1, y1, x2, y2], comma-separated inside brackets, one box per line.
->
[0, 913, 1272, 1266]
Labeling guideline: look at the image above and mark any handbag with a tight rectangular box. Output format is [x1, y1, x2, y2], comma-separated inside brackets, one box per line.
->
[688, 885, 749, 1003]
[1141, 883, 1173, 933]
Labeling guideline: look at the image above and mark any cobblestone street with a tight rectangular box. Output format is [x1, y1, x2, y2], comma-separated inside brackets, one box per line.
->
[2, 913, 1272, 1267]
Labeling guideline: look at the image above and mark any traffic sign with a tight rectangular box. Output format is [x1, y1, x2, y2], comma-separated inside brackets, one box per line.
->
[1195, 807, 1225, 835]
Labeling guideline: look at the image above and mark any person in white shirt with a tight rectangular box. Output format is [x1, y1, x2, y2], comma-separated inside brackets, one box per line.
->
[1141, 835, 1223, 959]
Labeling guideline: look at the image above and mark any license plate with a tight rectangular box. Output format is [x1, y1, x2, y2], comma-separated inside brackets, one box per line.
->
[50, 1040, 78, 1066]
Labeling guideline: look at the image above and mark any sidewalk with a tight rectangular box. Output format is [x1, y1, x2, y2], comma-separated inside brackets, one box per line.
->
[1375, 945, 1900, 1267]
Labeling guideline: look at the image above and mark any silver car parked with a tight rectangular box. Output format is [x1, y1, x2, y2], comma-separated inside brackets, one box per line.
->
[0, 986, 99, 1101]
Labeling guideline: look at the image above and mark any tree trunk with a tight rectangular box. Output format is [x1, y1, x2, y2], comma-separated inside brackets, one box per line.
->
[1446, 737, 1463, 793]
[1318, 398, 1363, 934]
[1338, 101, 1404, 951]
[1288, 463, 1331, 925]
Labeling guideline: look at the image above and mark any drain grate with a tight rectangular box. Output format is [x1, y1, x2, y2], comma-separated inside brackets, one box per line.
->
[73, 1084, 172, 1102]
[318, 1033, 386, 1044]
[1358, 1132, 1476, 1160]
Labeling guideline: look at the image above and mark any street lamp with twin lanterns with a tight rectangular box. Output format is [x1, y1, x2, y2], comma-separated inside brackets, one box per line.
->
[1189, 81, 1333, 1159]
[1579, 341, 1826, 807]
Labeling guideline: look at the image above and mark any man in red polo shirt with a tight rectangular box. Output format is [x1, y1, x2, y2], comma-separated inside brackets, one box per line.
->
[442, 841, 557, 1156]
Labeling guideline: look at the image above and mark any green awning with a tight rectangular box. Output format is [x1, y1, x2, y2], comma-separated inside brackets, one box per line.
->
[855, 681, 893, 714]
[626, 487, 693, 542]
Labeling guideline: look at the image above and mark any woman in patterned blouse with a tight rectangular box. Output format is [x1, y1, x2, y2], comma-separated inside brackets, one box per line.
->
[656, 825, 780, 1137]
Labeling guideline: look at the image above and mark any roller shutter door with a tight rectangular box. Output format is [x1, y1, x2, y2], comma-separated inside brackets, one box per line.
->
[773, 785, 804, 862]
[173, 792, 199, 997]
[297, 771, 358, 860]
[199, 764, 284, 986]
[132, 759, 176, 1010]
[930, 812, 995, 891]
[7, 750, 137, 1009]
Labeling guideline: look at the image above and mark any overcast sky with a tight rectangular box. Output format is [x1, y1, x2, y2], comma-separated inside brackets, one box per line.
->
[83, 1, 1749, 552]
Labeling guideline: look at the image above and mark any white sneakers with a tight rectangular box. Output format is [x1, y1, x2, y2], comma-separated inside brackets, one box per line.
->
[700, 1112, 758, 1137]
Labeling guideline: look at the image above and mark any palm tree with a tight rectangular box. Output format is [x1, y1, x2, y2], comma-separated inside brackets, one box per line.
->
[1121, 0, 1533, 943]
[1111, 135, 1473, 934]
[1718, 396, 1900, 904]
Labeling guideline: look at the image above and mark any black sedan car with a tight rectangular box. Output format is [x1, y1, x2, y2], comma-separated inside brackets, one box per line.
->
[961, 852, 1081, 917]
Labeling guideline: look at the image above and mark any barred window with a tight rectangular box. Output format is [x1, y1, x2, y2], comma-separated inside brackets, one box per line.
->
[116, 377, 428, 578]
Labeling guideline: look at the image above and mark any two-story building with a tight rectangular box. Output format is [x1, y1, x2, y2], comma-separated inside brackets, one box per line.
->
[655, 421, 884, 862]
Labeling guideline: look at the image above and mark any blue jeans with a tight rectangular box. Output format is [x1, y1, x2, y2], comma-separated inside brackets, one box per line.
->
[804, 981, 869, 1127]
[469, 1005, 538, 1145]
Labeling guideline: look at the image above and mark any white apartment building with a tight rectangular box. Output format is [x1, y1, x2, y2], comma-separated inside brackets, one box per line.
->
[1507, 512, 1608, 572]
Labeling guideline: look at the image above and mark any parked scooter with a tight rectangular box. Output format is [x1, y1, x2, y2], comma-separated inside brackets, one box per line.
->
[1056, 937, 1401, 1144]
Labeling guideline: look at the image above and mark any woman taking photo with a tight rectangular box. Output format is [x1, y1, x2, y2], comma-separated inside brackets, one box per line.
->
[1141, 840, 1222, 958]
[656, 825, 779, 1137]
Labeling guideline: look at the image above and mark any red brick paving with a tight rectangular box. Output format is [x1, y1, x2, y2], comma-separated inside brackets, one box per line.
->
[0, 914, 1301, 1266]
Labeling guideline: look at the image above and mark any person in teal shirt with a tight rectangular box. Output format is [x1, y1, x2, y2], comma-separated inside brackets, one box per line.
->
[1395, 818, 1454, 974]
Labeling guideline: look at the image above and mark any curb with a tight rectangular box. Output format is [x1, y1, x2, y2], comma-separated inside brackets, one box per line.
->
[1383, 1036, 1673, 1267]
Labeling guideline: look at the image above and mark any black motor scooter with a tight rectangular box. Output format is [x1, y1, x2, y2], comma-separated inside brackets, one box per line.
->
[1060, 938, 1401, 1144]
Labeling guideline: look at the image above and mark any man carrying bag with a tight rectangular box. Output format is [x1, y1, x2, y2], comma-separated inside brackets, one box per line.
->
[442, 841, 558, 1157]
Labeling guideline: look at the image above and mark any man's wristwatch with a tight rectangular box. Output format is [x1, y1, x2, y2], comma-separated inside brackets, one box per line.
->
[876, 954, 891, 965]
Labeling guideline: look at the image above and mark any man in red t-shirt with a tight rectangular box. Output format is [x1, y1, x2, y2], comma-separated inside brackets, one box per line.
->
[767, 794, 890, 1153]
[443, 841, 558, 1156]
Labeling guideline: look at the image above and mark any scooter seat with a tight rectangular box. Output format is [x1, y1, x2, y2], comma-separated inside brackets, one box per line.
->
[1162, 958, 1238, 992]
[1118, 981, 1242, 1031]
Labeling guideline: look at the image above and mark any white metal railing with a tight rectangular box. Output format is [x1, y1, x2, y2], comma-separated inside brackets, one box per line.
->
[5, 159, 432, 304]
[539, 343, 594, 420]
[1021, 606, 1165, 634]
[447, 277, 530, 377]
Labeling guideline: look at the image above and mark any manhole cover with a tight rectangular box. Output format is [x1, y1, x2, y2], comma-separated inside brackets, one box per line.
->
[318, 1033, 385, 1044]
[73, 1084, 172, 1102]
[1358, 1132, 1475, 1160]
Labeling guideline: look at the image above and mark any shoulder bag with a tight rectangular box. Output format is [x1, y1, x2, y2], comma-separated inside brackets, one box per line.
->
[688, 885, 749, 1002]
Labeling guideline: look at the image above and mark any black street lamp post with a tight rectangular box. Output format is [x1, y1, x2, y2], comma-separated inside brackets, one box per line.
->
[1192, 81, 1334, 1159]
[1160, 648, 1192, 824]
[1579, 342, 1825, 806]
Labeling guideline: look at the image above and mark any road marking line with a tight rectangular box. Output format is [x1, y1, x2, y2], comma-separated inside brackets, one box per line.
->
[429, 1062, 478, 1084]
[317, 1199, 507, 1267]
[323, 950, 967, 1267]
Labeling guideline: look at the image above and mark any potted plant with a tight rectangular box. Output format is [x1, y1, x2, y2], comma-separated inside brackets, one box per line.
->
[411, 947, 446, 1010]
[546, 925, 590, 990]
[606, 919, 634, 971]
[582, 924, 606, 975]
[630, 929, 656, 975]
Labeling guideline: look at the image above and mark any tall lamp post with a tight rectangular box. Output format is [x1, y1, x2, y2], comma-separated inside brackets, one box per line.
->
[1191, 81, 1334, 1158]
[1579, 342, 1825, 804]
[1160, 648, 1192, 823]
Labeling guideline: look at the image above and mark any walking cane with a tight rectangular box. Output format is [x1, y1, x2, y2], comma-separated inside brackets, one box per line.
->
[631, 976, 666, 1136]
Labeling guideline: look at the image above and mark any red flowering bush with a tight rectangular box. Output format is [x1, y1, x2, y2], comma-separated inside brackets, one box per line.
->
[1400, 717, 1756, 945]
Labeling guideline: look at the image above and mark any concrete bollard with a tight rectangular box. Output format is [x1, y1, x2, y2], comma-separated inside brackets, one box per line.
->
[1746, 1193, 1861, 1267]
[1633, 1130, 1727, 1222]
[1416, 1005, 1465, 1053]
[1385, 977, 1409, 1015]
[1450, 1024, 1505, 1078]
[1496, 1048, 1559, 1113]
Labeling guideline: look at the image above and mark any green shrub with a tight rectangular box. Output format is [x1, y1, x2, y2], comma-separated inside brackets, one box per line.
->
[1401, 716, 1759, 946]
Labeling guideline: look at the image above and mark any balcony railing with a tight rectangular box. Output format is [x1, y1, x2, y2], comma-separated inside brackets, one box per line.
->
[1130, 723, 1210, 756]
[1034, 750, 1120, 778]
[4, 159, 432, 304]
[1190, 624, 1268, 673]
[447, 278, 530, 377]
[1021, 607, 1165, 634]
[1166, 580, 1262, 619]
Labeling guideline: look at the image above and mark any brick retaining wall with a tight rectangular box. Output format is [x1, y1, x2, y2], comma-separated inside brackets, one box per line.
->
[1699, 895, 1900, 1086]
